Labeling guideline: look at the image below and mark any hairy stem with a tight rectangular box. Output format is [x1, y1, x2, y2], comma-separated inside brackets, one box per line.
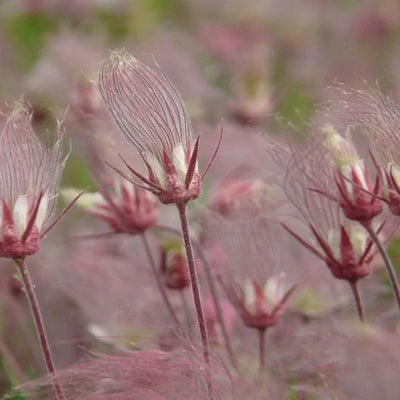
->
[155, 224, 237, 367]
[140, 233, 184, 332]
[15, 259, 66, 400]
[363, 222, 400, 312]
[349, 281, 364, 322]
[179, 290, 192, 337]
[259, 328, 266, 371]
[176, 204, 215, 400]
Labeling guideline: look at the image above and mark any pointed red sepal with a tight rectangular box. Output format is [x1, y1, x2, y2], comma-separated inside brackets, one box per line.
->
[338, 169, 385, 201]
[104, 161, 161, 195]
[139, 151, 157, 183]
[21, 191, 44, 243]
[281, 223, 324, 260]
[308, 224, 336, 262]
[334, 170, 354, 207]
[371, 173, 381, 204]
[368, 149, 380, 171]
[307, 187, 338, 202]
[40, 189, 86, 238]
[118, 154, 163, 192]
[340, 226, 356, 265]
[185, 136, 200, 189]
[201, 120, 224, 181]
[272, 284, 297, 316]
[389, 165, 400, 193]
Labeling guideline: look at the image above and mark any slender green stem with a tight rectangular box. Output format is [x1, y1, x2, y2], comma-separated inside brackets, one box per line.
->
[140, 233, 184, 332]
[15, 259, 66, 400]
[349, 281, 364, 322]
[176, 204, 215, 400]
[363, 222, 400, 312]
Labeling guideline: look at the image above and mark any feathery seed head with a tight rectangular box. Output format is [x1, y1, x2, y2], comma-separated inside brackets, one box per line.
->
[99, 49, 201, 205]
[0, 103, 66, 259]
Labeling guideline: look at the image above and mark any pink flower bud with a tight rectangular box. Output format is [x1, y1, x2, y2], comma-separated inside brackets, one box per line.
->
[322, 125, 382, 222]
[81, 178, 158, 234]
[225, 276, 296, 330]
[210, 179, 260, 216]
[160, 241, 190, 290]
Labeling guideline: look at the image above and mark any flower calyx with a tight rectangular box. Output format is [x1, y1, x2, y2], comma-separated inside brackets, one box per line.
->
[322, 124, 382, 222]
[225, 276, 296, 330]
[0, 193, 48, 259]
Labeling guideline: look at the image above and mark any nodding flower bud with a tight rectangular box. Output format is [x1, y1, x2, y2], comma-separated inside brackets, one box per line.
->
[99, 49, 201, 205]
[322, 124, 382, 222]
[224, 275, 296, 331]
[66, 178, 158, 235]
[382, 162, 400, 215]
[0, 103, 65, 260]
[210, 179, 262, 216]
[160, 240, 190, 290]
[313, 222, 372, 282]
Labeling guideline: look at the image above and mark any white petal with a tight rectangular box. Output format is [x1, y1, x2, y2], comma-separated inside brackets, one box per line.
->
[347, 223, 368, 260]
[327, 228, 341, 262]
[143, 152, 166, 188]
[172, 143, 187, 181]
[13, 195, 29, 237]
[35, 194, 49, 231]
[243, 279, 256, 315]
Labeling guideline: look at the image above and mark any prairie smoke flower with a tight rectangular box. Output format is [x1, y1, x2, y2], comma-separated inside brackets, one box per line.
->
[210, 179, 263, 217]
[0, 104, 65, 260]
[339, 88, 400, 216]
[66, 177, 158, 235]
[321, 124, 382, 222]
[99, 49, 203, 205]
[212, 213, 296, 368]
[224, 274, 295, 330]
[282, 137, 375, 284]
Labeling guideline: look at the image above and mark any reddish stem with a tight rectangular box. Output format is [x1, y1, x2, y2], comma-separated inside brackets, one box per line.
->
[154, 224, 237, 367]
[176, 203, 215, 400]
[349, 281, 364, 323]
[259, 328, 266, 371]
[362, 221, 400, 312]
[140, 233, 184, 332]
[15, 259, 66, 400]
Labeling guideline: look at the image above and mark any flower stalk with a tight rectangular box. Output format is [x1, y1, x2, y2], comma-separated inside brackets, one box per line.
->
[349, 280, 364, 322]
[361, 221, 400, 312]
[15, 259, 66, 400]
[140, 232, 184, 332]
[177, 203, 215, 400]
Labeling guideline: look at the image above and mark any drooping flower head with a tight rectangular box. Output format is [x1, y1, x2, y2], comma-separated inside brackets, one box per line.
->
[212, 213, 296, 331]
[336, 87, 400, 217]
[0, 103, 66, 259]
[281, 134, 376, 283]
[66, 178, 158, 235]
[321, 123, 382, 222]
[99, 49, 202, 205]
